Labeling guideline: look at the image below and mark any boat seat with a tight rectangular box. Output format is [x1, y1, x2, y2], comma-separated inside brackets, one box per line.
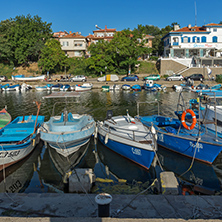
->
[67, 113, 78, 122]
[53, 113, 64, 123]
[155, 116, 172, 127]
[165, 126, 177, 134]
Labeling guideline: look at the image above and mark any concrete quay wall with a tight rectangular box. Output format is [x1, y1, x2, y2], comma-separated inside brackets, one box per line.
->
[0, 193, 222, 221]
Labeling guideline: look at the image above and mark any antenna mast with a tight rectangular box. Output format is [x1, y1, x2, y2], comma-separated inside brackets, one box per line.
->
[195, 1, 197, 26]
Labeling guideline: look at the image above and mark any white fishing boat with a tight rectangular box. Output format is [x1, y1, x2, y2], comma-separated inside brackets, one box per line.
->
[109, 84, 121, 91]
[21, 83, 32, 91]
[12, 74, 46, 81]
[74, 83, 93, 92]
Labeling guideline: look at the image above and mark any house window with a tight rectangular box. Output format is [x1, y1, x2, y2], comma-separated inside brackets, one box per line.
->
[192, 36, 200, 43]
[62, 41, 69, 46]
[201, 36, 206, 42]
[213, 36, 218, 42]
[183, 37, 190, 43]
[213, 28, 217, 32]
[74, 43, 83, 47]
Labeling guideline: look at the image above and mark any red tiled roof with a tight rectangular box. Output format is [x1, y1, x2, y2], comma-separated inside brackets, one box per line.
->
[93, 28, 116, 32]
[171, 23, 222, 33]
[205, 23, 222, 26]
[60, 33, 85, 38]
[171, 26, 206, 32]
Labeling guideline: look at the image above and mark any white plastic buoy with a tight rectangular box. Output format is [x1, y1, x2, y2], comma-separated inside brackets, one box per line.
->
[95, 193, 112, 217]
[105, 133, 109, 144]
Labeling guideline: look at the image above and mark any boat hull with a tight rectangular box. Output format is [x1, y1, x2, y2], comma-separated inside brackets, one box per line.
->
[12, 75, 45, 81]
[156, 130, 222, 164]
[40, 114, 95, 157]
[98, 131, 155, 170]
[97, 116, 156, 170]
[0, 115, 44, 171]
[0, 134, 40, 171]
[139, 115, 222, 164]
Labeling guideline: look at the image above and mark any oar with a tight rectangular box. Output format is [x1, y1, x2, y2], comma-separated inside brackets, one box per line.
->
[33, 101, 41, 134]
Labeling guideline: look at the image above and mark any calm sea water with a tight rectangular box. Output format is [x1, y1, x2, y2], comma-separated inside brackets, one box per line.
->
[0, 89, 222, 194]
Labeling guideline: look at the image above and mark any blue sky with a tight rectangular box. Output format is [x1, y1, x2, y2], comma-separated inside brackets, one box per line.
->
[0, 0, 222, 36]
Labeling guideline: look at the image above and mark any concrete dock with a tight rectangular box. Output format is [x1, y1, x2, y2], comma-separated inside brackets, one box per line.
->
[0, 193, 222, 221]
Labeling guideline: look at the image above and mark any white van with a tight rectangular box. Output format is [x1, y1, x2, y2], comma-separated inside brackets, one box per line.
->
[97, 74, 119, 82]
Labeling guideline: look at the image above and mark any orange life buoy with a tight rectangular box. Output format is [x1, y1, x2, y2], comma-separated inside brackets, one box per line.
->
[181, 109, 197, 130]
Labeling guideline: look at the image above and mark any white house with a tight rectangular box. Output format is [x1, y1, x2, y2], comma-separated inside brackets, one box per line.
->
[162, 23, 222, 59]
[58, 31, 87, 57]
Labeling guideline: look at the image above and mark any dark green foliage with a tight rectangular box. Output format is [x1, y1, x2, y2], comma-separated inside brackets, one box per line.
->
[86, 29, 151, 75]
[216, 74, 222, 83]
[38, 39, 68, 74]
[0, 14, 52, 66]
[134, 23, 178, 56]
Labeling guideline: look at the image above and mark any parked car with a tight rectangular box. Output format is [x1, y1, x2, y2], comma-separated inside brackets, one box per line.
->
[70, 75, 87, 82]
[184, 74, 204, 81]
[143, 74, 160, 81]
[166, 74, 184, 81]
[97, 74, 119, 82]
[0, 75, 7, 82]
[59, 76, 70, 82]
[121, 75, 139, 81]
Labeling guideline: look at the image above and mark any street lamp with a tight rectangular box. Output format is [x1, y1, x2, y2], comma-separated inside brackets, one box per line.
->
[95, 25, 102, 30]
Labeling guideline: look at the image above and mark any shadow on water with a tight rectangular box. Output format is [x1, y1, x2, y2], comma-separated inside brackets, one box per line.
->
[158, 145, 222, 194]
[0, 141, 43, 193]
[93, 140, 157, 194]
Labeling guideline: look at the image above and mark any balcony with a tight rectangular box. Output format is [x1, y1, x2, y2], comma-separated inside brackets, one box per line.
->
[173, 42, 179, 46]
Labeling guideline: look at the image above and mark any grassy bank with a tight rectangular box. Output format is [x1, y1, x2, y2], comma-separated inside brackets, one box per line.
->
[137, 61, 159, 74]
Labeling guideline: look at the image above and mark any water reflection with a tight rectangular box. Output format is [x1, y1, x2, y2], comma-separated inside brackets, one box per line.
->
[0, 141, 43, 193]
[39, 139, 95, 192]
[0, 89, 218, 194]
[96, 140, 156, 183]
[158, 146, 222, 193]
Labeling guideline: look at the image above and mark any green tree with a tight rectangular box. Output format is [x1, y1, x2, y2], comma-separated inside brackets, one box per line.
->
[38, 39, 68, 74]
[87, 29, 151, 75]
[0, 14, 52, 66]
[134, 23, 176, 56]
[87, 40, 115, 74]
[68, 57, 89, 75]
[110, 29, 151, 74]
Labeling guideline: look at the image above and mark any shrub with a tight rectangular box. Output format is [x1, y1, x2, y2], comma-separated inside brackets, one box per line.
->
[216, 75, 222, 83]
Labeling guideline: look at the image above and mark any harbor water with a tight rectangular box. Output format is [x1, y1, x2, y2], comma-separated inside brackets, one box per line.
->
[0, 89, 222, 194]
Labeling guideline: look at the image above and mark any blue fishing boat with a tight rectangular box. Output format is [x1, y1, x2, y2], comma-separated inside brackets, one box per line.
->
[97, 110, 157, 170]
[136, 96, 222, 164]
[2, 84, 20, 91]
[122, 84, 131, 90]
[40, 109, 95, 157]
[35, 84, 53, 91]
[51, 83, 62, 91]
[144, 80, 165, 92]
[0, 102, 44, 171]
[60, 84, 70, 91]
[131, 84, 141, 91]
